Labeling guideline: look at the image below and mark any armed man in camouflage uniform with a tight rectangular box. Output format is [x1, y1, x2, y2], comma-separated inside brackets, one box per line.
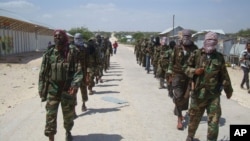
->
[152, 36, 162, 77]
[134, 39, 141, 63]
[140, 38, 148, 68]
[95, 34, 104, 84]
[71, 33, 89, 113]
[86, 37, 100, 95]
[156, 40, 176, 94]
[38, 30, 83, 141]
[103, 36, 113, 72]
[138, 39, 144, 66]
[184, 32, 233, 141]
[167, 29, 198, 130]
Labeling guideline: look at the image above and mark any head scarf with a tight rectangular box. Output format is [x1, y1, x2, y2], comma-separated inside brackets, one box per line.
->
[74, 33, 84, 46]
[154, 36, 161, 46]
[203, 32, 218, 54]
[169, 40, 176, 49]
[53, 29, 68, 46]
[180, 29, 193, 47]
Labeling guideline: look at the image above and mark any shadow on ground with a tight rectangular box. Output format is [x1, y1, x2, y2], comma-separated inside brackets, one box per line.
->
[77, 105, 128, 117]
[93, 90, 120, 94]
[73, 133, 123, 141]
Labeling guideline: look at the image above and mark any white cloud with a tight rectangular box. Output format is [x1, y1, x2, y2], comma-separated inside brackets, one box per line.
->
[0, 0, 39, 18]
[0, 0, 37, 9]
[80, 3, 116, 12]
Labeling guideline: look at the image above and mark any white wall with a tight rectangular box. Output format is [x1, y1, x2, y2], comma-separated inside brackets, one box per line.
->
[0, 29, 53, 56]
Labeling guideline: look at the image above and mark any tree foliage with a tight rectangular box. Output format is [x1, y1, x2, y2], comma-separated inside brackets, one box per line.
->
[236, 28, 250, 38]
[132, 32, 145, 41]
[68, 27, 94, 40]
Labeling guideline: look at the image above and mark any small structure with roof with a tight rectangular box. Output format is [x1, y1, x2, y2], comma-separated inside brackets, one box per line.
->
[159, 26, 184, 44]
[0, 9, 54, 56]
[192, 29, 228, 55]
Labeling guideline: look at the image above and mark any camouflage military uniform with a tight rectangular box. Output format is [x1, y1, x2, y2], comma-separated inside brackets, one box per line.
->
[152, 44, 161, 77]
[38, 45, 83, 138]
[103, 37, 113, 72]
[86, 38, 100, 94]
[95, 35, 104, 83]
[137, 39, 144, 66]
[167, 44, 197, 131]
[140, 38, 148, 67]
[71, 43, 89, 112]
[185, 46, 233, 141]
[134, 39, 141, 63]
[156, 44, 173, 91]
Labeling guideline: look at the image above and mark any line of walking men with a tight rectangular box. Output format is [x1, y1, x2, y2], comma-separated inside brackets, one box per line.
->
[133, 29, 233, 141]
[39, 30, 114, 141]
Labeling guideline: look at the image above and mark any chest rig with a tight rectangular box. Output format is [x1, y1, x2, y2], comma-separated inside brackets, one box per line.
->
[49, 47, 77, 82]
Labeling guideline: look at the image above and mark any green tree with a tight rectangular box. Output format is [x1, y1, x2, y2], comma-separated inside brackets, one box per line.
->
[68, 27, 94, 41]
[132, 32, 144, 41]
[237, 28, 250, 38]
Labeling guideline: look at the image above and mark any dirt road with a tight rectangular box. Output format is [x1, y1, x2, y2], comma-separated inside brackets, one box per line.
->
[0, 43, 250, 141]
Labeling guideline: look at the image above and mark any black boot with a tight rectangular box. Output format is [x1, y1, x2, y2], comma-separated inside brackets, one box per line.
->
[82, 102, 87, 112]
[66, 131, 73, 141]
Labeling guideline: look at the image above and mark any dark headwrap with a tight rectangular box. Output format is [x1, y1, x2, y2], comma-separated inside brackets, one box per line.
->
[53, 29, 68, 46]
[154, 36, 161, 46]
[88, 39, 96, 55]
[169, 40, 176, 49]
[53, 29, 69, 58]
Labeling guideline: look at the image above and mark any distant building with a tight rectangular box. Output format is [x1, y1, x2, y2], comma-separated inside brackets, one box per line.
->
[125, 35, 133, 42]
[159, 26, 184, 44]
[0, 9, 54, 56]
[192, 29, 226, 49]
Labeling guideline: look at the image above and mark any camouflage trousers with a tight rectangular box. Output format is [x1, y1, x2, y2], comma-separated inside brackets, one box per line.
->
[188, 96, 221, 141]
[96, 64, 104, 78]
[79, 80, 88, 103]
[171, 73, 189, 116]
[104, 55, 111, 71]
[44, 85, 75, 136]
[87, 67, 96, 90]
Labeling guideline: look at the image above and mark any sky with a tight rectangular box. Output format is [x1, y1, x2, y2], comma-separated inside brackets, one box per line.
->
[0, 0, 249, 33]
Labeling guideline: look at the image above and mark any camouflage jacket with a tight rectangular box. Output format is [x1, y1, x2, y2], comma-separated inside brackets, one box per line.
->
[152, 45, 161, 65]
[167, 44, 197, 74]
[38, 45, 83, 93]
[70, 44, 89, 75]
[158, 45, 172, 69]
[185, 48, 233, 98]
[87, 40, 100, 68]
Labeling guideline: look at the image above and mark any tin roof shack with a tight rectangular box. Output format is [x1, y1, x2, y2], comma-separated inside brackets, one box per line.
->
[159, 26, 184, 44]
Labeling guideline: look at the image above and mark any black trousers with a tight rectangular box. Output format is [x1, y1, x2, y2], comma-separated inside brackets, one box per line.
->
[241, 66, 249, 89]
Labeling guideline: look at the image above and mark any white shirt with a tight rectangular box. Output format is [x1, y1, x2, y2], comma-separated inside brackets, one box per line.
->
[239, 49, 250, 68]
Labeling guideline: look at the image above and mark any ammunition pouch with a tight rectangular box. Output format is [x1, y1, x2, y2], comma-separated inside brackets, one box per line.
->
[51, 62, 69, 82]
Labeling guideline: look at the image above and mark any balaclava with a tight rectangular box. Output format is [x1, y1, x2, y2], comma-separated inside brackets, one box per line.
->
[180, 29, 193, 47]
[203, 32, 218, 54]
[74, 33, 84, 46]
